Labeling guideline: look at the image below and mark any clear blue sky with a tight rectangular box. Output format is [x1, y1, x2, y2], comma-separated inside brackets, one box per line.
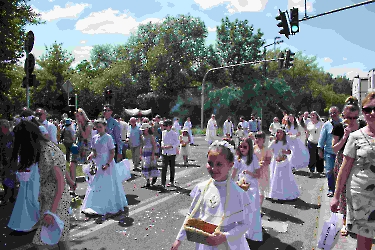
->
[26, 0, 375, 79]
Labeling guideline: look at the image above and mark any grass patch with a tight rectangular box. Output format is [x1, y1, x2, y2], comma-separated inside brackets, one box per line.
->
[192, 127, 223, 136]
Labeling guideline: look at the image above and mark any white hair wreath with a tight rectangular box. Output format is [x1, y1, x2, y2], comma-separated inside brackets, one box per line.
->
[14, 115, 35, 125]
[208, 140, 235, 155]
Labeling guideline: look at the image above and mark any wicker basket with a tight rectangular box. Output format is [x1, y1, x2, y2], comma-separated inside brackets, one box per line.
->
[184, 218, 218, 244]
[236, 182, 250, 191]
[184, 177, 230, 245]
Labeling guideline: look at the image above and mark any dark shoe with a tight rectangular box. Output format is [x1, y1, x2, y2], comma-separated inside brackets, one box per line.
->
[145, 183, 151, 188]
[95, 215, 107, 224]
[166, 182, 175, 187]
[151, 178, 157, 185]
[327, 191, 334, 197]
[308, 172, 314, 178]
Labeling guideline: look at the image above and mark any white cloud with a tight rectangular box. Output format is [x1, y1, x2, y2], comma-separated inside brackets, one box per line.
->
[207, 26, 217, 32]
[75, 8, 161, 35]
[48, 0, 55, 2]
[194, 0, 268, 13]
[343, 57, 347, 61]
[324, 57, 333, 63]
[71, 46, 93, 67]
[327, 67, 368, 80]
[288, 0, 314, 13]
[80, 40, 87, 44]
[39, 2, 90, 21]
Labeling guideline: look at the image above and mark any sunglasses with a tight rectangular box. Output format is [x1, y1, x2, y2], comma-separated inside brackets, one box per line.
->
[329, 112, 337, 115]
[362, 106, 375, 114]
[346, 116, 359, 120]
[103, 109, 112, 112]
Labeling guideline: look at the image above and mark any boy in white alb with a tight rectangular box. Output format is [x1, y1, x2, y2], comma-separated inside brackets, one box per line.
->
[171, 141, 254, 250]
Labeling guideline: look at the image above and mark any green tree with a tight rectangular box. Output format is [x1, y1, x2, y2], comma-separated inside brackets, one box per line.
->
[31, 42, 74, 113]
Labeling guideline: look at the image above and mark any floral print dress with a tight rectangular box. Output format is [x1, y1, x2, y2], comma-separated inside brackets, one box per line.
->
[33, 141, 71, 245]
[344, 129, 375, 238]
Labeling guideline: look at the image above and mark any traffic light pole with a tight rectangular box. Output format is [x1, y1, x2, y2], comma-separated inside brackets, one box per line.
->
[201, 57, 284, 129]
[26, 50, 30, 108]
[300, 0, 374, 22]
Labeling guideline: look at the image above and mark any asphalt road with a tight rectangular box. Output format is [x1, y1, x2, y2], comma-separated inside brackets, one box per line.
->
[0, 135, 359, 250]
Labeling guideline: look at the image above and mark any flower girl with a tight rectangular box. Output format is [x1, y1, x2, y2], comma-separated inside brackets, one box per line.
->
[268, 127, 300, 200]
[171, 140, 254, 250]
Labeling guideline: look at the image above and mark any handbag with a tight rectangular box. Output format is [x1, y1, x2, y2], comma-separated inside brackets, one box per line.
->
[70, 143, 79, 155]
[184, 177, 231, 245]
[317, 212, 343, 250]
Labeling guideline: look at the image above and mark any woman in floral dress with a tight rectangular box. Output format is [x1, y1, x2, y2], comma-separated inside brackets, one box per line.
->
[331, 92, 375, 250]
[140, 123, 160, 187]
[332, 96, 365, 236]
[12, 120, 71, 249]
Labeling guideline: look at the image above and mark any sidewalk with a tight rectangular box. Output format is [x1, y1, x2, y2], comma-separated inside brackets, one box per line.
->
[316, 182, 357, 249]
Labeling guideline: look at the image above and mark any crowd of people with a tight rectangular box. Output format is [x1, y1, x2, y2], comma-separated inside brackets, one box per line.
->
[1, 92, 375, 249]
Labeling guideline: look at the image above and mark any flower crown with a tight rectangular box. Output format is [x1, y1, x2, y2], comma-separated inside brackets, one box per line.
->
[14, 115, 35, 125]
[209, 140, 235, 155]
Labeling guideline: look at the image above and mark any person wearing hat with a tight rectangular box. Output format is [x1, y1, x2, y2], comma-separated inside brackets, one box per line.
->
[82, 118, 129, 224]
[205, 114, 218, 145]
[140, 123, 160, 187]
[60, 119, 76, 163]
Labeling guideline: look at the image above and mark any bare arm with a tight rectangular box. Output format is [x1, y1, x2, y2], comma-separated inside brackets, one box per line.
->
[333, 155, 355, 199]
[80, 123, 92, 139]
[332, 135, 346, 154]
[51, 166, 65, 213]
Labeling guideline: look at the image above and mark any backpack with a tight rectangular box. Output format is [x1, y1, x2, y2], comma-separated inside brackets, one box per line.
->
[61, 127, 74, 144]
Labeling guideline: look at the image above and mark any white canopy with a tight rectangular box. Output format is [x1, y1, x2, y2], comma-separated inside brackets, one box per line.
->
[124, 108, 152, 116]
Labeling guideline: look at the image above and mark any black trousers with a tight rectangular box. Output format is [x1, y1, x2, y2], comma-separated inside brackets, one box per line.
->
[161, 155, 176, 186]
[307, 141, 324, 173]
[63, 142, 73, 162]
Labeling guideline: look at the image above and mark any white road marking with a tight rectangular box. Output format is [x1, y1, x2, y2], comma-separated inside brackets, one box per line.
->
[70, 175, 210, 239]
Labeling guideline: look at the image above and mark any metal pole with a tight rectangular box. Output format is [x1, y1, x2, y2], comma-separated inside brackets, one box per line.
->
[300, 0, 375, 22]
[75, 93, 78, 110]
[26, 51, 30, 108]
[200, 57, 283, 129]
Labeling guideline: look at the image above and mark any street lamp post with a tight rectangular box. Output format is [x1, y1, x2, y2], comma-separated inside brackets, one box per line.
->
[263, 37, 283, 78]
[201, 57, 285, 129]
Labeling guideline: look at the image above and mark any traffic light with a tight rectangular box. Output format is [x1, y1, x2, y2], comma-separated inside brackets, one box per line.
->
[278, 52, 285, 69]
[275, 9, 290, 39]
[290, 7, 299, 34]
[285, 50, 295, 69]
[68, 95, 76, 106]
[21, 74, 38, 88]
[104, 88, 113, 103]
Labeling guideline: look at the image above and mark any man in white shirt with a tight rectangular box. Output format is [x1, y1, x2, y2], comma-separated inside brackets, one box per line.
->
[238, 116, 249, 137]
[35, 108, 57, 144]
[161, 119, 179, 190]
[223, 116, 234, 137]
[114, 114, 129, 159]
[173, 118, 181, 135]
[205, 114, 217, 145]
[269, 117, 281, 136]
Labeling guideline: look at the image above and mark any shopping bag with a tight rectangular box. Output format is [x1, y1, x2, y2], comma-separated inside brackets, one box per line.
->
[317, 212, 344, 250]
[116, 159, 132, 183]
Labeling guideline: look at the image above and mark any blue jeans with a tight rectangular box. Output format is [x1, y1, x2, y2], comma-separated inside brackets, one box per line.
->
[324, 152, 336, 192]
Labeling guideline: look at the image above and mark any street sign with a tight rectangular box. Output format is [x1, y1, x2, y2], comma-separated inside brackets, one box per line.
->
[24, 31, 35, 53]
[24, 53, 35, 75]
[62, 80, 73, 93]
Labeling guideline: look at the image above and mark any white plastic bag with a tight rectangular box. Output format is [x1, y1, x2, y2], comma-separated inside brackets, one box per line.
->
[317, 212, 344, 250]
[115, 159, 132, 183]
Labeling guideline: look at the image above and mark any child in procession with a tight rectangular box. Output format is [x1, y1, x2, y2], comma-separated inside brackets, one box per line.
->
[81, 118, 129, 224]
[231, 137, 263, 241]
[171, 140, 254, 250]
[179, 129, 191, 166]
[253, 132, 272, 214]
[140, 123, 160, 187]
[268, 127, 300, 200]
[234, 124, 244, 148]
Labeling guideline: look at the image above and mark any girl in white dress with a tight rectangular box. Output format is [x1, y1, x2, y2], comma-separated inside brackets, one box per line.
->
[183, 117, 194, 145]
[286, 114, 310, 171]
[171, 140, 254, 250]
[179, 130, 191, 166]
[231, 137, 263, 241]
[268, 127, 300, 200]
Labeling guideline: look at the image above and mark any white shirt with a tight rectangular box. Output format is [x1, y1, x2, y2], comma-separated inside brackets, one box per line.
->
[161, 130, 179, 155]
[307, 121, 323, 143]
[173, 121, 181, 132]
[42, 120, 57, 144]
[269, 122, 281, 134]
[119, 121, 128, 141]
[223, 120, 234, 136]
